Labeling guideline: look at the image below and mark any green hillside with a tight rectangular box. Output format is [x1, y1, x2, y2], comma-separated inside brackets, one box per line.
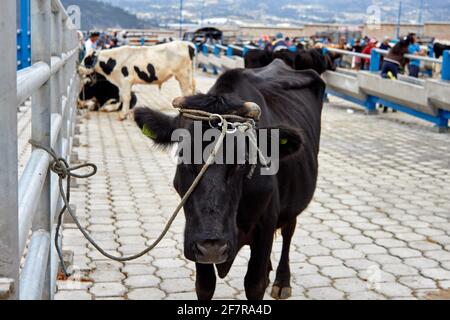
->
[61, 0, 151, 31]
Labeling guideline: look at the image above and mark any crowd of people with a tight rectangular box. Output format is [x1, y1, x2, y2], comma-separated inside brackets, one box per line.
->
[78, 31, 130, 61]
[250, 32, 430, 79]
[79, 28, 433, 81]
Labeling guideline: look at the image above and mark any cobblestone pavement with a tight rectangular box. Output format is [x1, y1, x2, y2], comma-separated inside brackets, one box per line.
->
[52, 73, 450, 300]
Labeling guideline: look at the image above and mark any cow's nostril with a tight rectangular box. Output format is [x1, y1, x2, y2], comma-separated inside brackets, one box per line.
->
[195, 240, 229, 264]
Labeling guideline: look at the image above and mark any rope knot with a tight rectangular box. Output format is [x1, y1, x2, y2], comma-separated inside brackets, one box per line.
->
[50, 159, 69, 179]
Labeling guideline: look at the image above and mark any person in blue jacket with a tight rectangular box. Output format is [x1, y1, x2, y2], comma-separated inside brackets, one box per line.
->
[408, 33, 424, 78]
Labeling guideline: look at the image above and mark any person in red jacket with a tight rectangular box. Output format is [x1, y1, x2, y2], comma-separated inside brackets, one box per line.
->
[362, 38, 378, 70]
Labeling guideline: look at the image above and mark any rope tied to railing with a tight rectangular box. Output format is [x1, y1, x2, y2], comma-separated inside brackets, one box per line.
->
[28, 109, 267, 278]
[29, 139, 97, 277]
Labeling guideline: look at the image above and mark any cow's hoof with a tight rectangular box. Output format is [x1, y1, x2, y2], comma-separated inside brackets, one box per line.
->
[118, 114, 127, 121]
[270, 285, 292, 300]
[99, 109, 108, 113]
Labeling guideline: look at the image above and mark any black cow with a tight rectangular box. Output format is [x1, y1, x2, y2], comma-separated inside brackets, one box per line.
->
[78, 73, 137, 112]
[244, 49, 274, 69]
[433, 42, 450, 59]
[245, 48, 337, 74]
[134, 59, 325, 300]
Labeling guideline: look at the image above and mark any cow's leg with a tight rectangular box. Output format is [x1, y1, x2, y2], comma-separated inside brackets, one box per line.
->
[195, 263, 216, 300]
[271, 218, 296, 300]
[244, 223, 275, 300]
[175, 68, 194, 96]
[119, 83, 132, 121]
[101, 99, 122, 112]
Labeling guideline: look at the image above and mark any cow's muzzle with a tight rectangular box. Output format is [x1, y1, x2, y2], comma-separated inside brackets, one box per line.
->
[194, 239, 229, 264]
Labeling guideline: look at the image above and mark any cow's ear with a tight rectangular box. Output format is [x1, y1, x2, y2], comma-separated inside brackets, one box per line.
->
[260, 126, 304, 161]
[134, 107, 180, 146]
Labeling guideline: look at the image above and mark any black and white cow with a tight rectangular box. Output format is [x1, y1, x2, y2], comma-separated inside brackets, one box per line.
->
[134, 59, 325, 300]
[78, 72, 137, 112]
[433, 42, 450, 59]
[79, 41, 196, 120]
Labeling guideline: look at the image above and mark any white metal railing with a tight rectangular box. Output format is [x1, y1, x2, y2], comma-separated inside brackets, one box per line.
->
[0, 0, 79, 300]
[374, 49, 443, 64]
[326, 47, 371, 60]
[328, 47, 442, 65]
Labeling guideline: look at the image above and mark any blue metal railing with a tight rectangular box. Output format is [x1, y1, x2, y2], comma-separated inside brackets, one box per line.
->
[17, 0, 31, 70]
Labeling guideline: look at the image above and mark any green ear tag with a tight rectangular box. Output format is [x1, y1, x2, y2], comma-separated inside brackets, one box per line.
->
[142, 124, 157, 140]
[280, 138, 288, 145]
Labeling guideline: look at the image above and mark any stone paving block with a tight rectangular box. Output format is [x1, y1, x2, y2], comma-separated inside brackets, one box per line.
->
[290, 263, 319, 276]
[358, 269, 396, 283]
[343, 235, 374, 244]
[165, 292, 197, 300]
[306, 287, 345, 300]
[374, 282, 413, 298]
[124, 275, 160, 288]
[214, 284, 239, 299]
[128, 288, 166, 300]
[333, 278, 370, 293]
[398, 276, 438, 290]
[320, 266, 357, 279]
[294, 274, 332, 288]
[424, 250, 450, 261]
[403, 257, 439, 269]
[395, 233, 427, 242]
[90, 283, 127, 298]
[420, 268, 450, 280]
[152, 258, 186, 269]
[309, 256, 343, 267]
[382, 264, 419, 277]
[367, 254, 403, 265]
[374, 238, 406, 248]
[347, 291, 385, 300]
[160, 278, 195, 294]
[332, 249, 365, 260]
[87, 224, 115, 232]
[389, 247, 423, 259]
[89, 270, 126, 283]
[298, 245, 330, 257]
[441, 262, 450, 271]
[321, 239, 352, 250]
[332, 227, 362, 236]
[438, 280, 450, 289]
[156, 267, 193, 279]
[55, 290, 92, 300]
[344, 259, 379, 271]
[354, 244, 387, 255]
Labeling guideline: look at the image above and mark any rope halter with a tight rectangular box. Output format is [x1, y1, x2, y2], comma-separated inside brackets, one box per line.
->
[175, 99, 270, 170]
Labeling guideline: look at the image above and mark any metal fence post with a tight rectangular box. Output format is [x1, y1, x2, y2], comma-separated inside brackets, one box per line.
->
[226, 46, 233, 57]
[370, 50, 381, 72]
[20, 0, 32, 69]
[442, 50, 450, 81]
[214, 45, 220, 57]
[0, 0, 19, 300]
[30, 0, 52, 300]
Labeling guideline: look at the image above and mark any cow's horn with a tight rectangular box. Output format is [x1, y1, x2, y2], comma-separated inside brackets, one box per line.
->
[172, 97, 185, 108]
[242, 102, 261, 120]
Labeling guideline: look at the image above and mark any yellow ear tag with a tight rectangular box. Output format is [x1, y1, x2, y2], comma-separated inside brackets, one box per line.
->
[142, 124, 157, 139]
[280, 138, 288, 145]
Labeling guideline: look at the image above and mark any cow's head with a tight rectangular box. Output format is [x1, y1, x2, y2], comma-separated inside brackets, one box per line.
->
[78, 50, 99, 76]
[134, 95, 303, 265]
[244, 50, 273, 69]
